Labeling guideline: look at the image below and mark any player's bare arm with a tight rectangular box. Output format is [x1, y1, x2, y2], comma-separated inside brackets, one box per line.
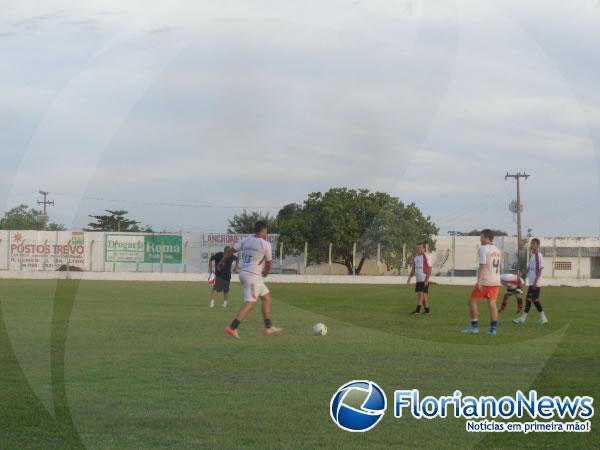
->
[477, 264, 486, 290]
[407, 264, 415, 284]
[262, 260, 272, 278]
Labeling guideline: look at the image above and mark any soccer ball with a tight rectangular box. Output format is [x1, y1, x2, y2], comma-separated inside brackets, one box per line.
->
[313, 322, 327, 336]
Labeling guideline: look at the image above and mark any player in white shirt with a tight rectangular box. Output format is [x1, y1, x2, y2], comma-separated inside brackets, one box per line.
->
[463, 229, 502, 336]
[407, 243, 432, 314]
[224, 221, 283, 338]
[513, 238, 548, 325]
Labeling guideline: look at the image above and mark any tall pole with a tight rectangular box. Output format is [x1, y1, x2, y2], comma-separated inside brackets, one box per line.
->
[37, 190, 54, 230]
[505, 172, 529, 261]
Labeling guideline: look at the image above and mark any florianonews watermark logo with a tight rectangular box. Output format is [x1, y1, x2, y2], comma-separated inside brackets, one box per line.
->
[330, 380, 387, 432]
[330, 382, 594, 433]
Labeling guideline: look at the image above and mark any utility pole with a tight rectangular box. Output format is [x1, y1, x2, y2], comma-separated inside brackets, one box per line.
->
[505, 172, 529, 260]
[37, 190, 54, 230]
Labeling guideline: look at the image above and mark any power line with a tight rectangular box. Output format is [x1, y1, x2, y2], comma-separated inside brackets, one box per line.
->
[49, 192, 282, 210]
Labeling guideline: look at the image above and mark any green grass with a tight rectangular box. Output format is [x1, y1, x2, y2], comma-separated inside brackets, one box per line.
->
[1, 280, 599, 449]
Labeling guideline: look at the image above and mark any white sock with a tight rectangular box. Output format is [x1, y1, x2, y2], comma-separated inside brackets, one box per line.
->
[209, 299, 215, 307]
[223, 300, 228, 307]
[521, 312, 528, 322]
[540, 311, 547, 321]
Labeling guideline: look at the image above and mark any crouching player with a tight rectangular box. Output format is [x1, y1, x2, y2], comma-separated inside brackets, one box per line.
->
[224, 221, 283, 339]
[498, 272, 525, 314]
[463, 229, 502, 336]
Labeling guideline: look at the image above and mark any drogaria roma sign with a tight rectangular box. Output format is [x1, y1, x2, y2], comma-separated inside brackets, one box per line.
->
[105, 234, 182, 264]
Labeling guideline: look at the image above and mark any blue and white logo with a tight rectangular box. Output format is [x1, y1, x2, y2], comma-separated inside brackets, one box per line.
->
[330, 380, 387, 432]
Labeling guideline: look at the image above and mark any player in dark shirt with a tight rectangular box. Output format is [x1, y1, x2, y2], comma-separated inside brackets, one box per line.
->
[209, 246, 239, 308]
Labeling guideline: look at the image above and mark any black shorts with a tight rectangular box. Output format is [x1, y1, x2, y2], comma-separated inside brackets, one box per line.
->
[506, 287, 523, 296]
[527, 286, 541, 301]
[213, 276, 231, 293]
[415, 282, 429, 293]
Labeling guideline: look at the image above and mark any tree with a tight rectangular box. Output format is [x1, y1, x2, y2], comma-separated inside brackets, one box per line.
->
[455, 229, 508, 237]
[86, 210, 151, 232]
[277, 188, 438, 275]
[47, 222, 67, 231]
[0, 204, 46, 230]
[227, 210, 278, 234]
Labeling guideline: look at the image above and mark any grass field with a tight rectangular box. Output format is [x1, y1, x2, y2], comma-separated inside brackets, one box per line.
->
[1, 279, 599, 449]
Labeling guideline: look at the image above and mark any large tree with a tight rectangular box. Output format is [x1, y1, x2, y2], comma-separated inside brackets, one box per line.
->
[0, 204, 64, 230]
[277, 188, 438, 275]
[86, 210, 151, 232]
[455, 229, 508, 237]
[227, 210, 278, 234]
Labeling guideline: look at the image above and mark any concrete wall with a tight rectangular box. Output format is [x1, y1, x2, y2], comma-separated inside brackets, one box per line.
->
[1, 231, 599, 279]
[1, 270, 600, 287]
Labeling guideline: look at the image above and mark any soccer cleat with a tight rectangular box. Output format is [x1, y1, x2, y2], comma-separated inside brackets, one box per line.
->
[462, 327, 479, 334]
[264, 326, 284, 336]
[209, 300, 215, 308]
[225, 327, 240, 339]
[410, 310, 421, 315]
[512, 318, 524, 325]
[488, 329, 497, 336]
[222, 301, 228, 308]
[538, 318, 549, 325]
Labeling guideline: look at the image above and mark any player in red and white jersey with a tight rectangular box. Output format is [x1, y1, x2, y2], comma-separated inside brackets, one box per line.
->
[224, 221, 283, 338]
[498, 272, 525, 314]
[513, 238, 548, 325]
[407, 243, 432, 314]
[463, 229, 502, 336]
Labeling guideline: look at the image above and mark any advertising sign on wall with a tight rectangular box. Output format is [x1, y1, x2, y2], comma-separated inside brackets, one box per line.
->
[9, 231, 86, 270]
[105, 234, 182, 264]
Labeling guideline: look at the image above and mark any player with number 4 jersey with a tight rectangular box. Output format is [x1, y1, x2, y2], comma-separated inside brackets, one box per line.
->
[463, 229, 502, 336]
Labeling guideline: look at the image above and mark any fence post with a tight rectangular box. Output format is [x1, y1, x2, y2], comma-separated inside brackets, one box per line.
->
[66, 239, 71, 276]
[183, 241, 188, 273]
[377, 243, 381, 275]
[89, 240, 94, 272]
[352, 242, 357, 276]
[43, 239, 48, 271]
[160, 244, 164, 273]
[577, 246, 581, 279]
[328, 242, 332, 275]
[451, 235, 456, 277]
[304, 241, 308, 274]
[552, 237, 557, 278]
[207, 244, 212, 274]
[279, 241, 283, 274]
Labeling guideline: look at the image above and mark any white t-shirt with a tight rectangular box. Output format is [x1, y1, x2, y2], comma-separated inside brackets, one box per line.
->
[413, 254, 431, 282]
[478, 244, 502, 286]
[500, 273, 524, 288]
[234, 236, 273, 276]
[528, 252, 544, 287]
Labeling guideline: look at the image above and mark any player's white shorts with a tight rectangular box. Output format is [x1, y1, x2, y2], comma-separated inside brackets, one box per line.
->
[239, 271, 270, 303]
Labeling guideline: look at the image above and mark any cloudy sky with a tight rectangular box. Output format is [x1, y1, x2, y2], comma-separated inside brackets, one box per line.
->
[2, 0, 599, 235]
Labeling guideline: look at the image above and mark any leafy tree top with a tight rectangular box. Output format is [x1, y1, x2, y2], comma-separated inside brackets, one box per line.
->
[276, 188, 438, 274]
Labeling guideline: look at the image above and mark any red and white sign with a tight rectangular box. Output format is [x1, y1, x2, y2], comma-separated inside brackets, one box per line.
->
[9, 231, 86, 271]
